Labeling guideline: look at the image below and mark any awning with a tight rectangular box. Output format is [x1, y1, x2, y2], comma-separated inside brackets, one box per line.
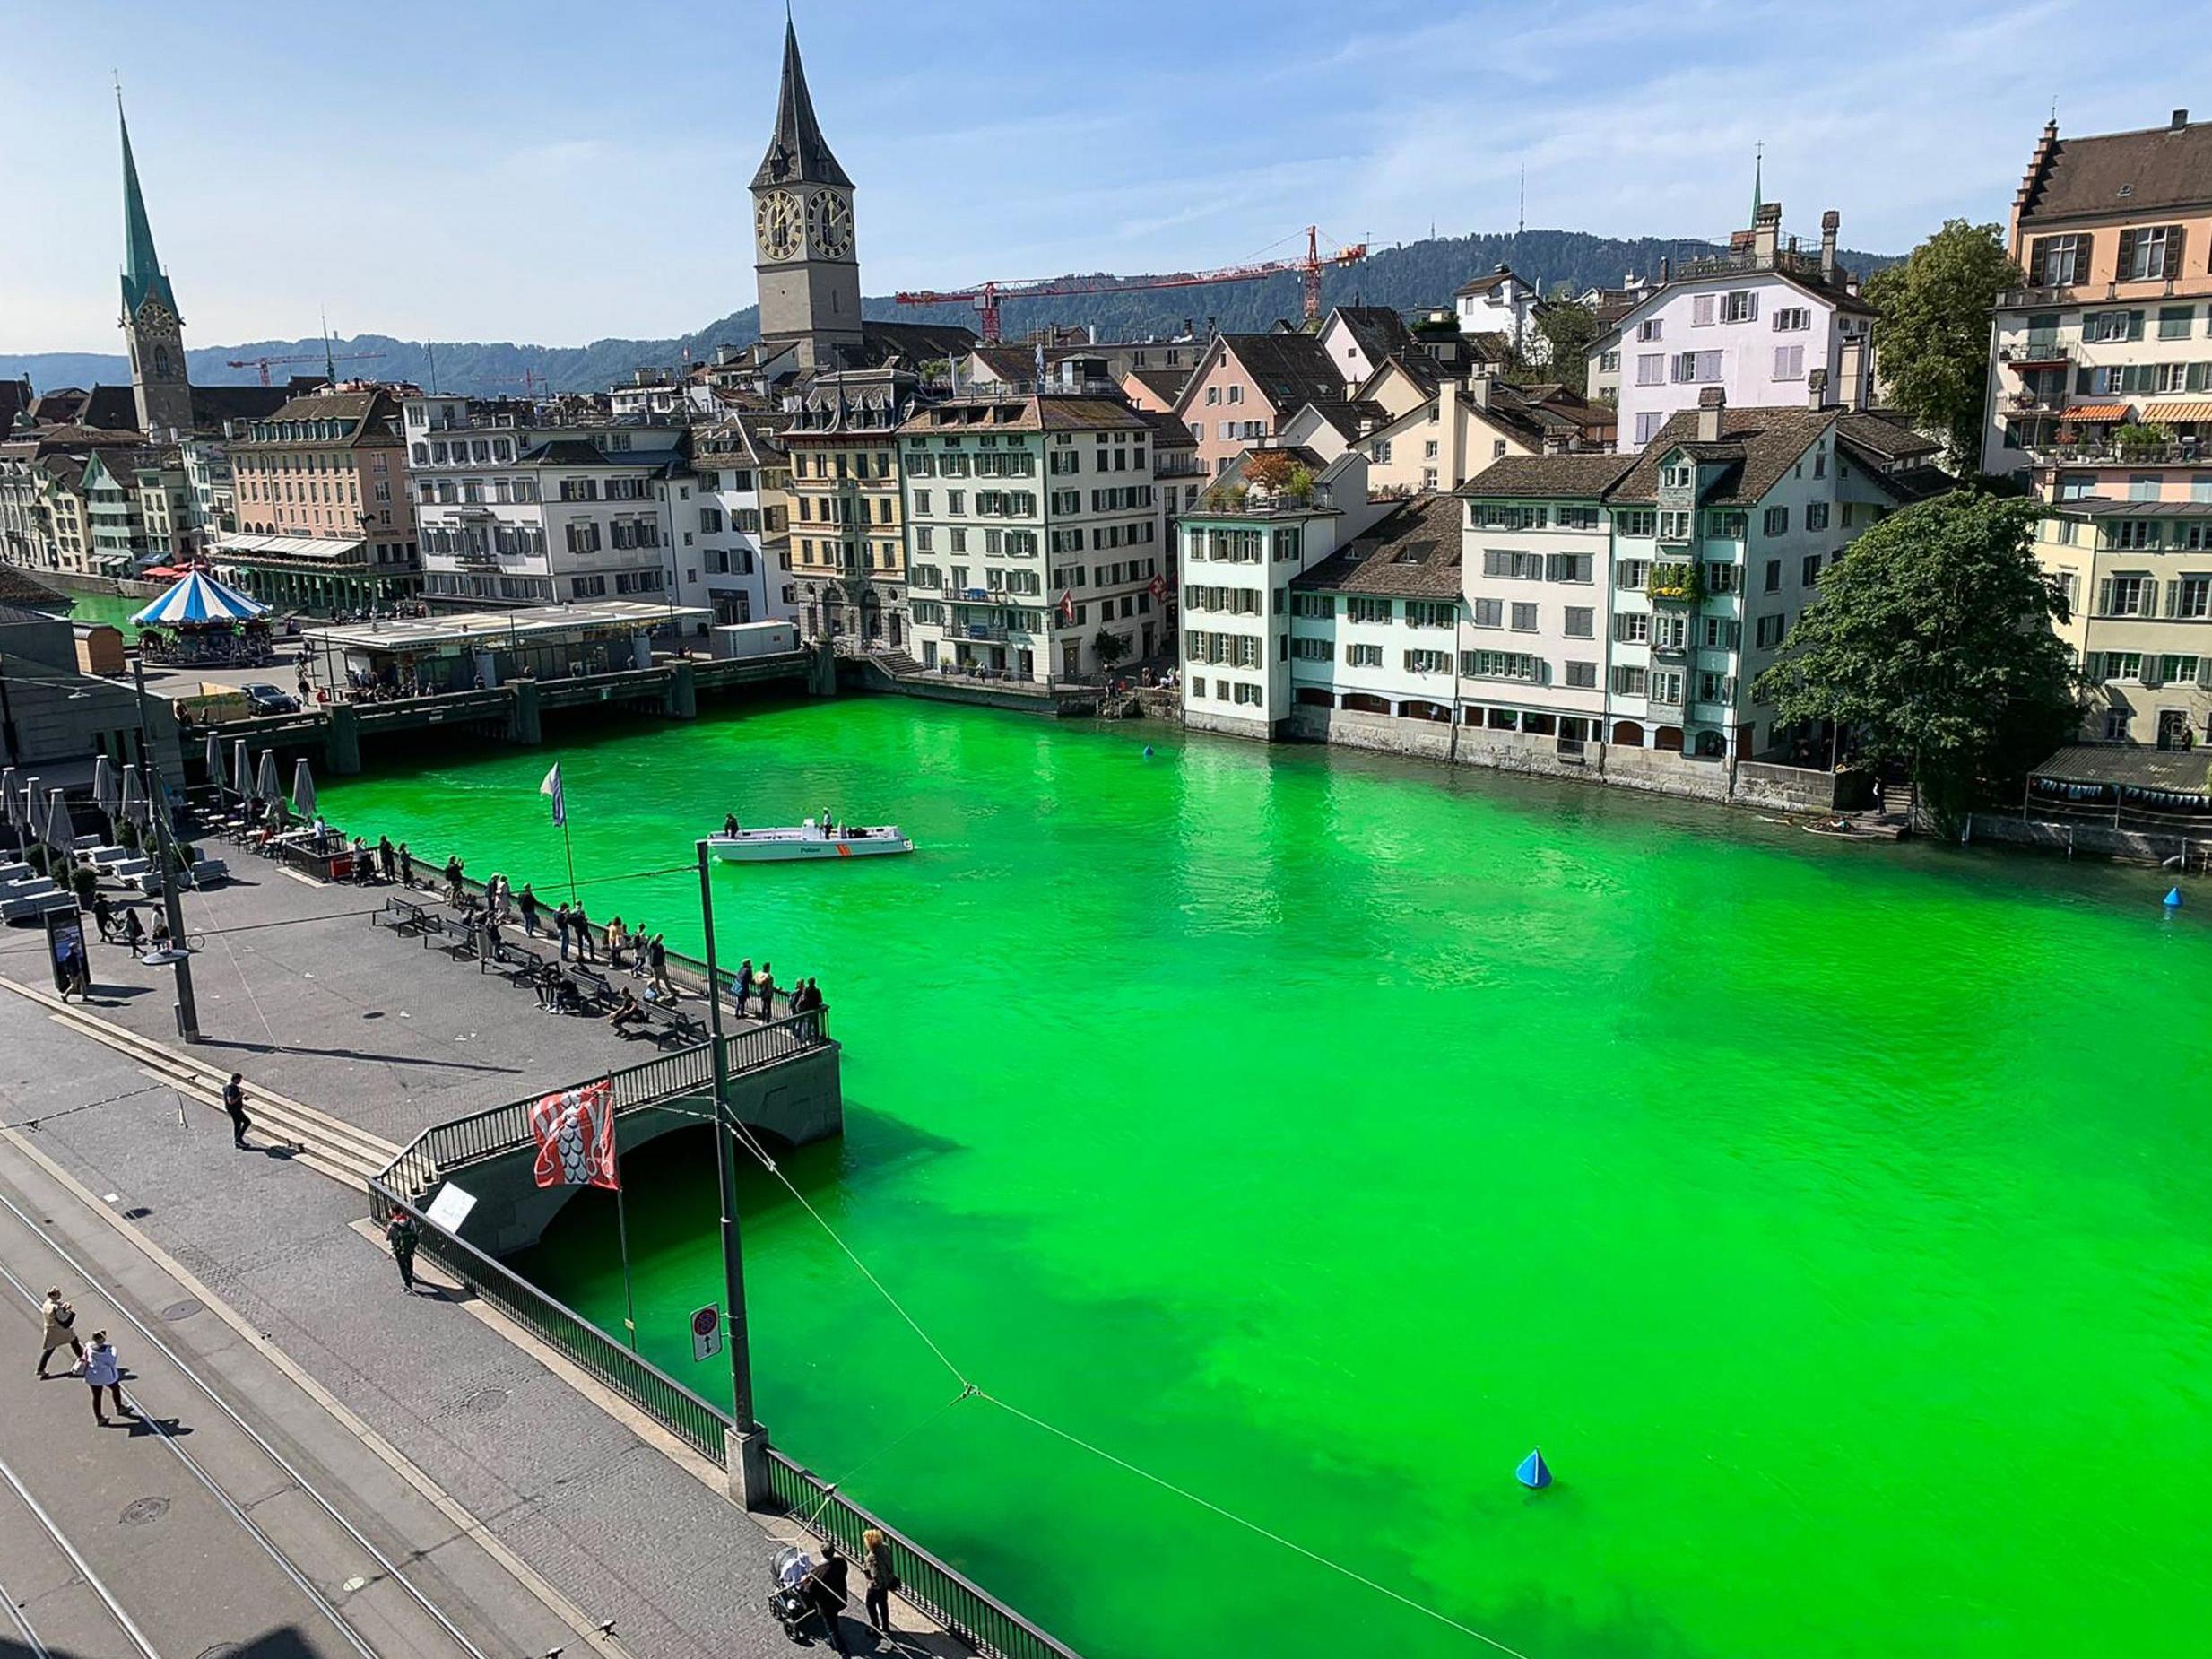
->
[2142, 401, 2212, 424]
[2062, 404, 2134, 422]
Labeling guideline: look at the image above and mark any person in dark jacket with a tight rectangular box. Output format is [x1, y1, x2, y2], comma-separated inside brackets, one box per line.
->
[519, 883, 540, 936]
[862, 1527, 896, 1637]
[222, 1073, 252, 1149]
[377, 836, 396, 882]
[801, 1543, 853, 1655]
[385, 1206, 421, 1291]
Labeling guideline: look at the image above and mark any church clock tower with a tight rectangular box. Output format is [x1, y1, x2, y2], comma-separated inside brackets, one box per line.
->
[117, 97, 194, 439]
[750, 14, 862, 373]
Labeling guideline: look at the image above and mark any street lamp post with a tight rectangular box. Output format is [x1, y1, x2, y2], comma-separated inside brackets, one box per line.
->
[131, 656, 200, 1042]
[694, 838, 768, 1507]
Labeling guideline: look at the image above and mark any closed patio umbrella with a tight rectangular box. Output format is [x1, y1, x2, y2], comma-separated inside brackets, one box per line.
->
[43, 788, 77, 854]
[255, 749, 280, 808]
[291, 757, 317, 823]
[17, 776, 40, 834]
[93, 754, 118, 820]
[118, 765, 144, 831]
[232, 738, 252, 801]
[0, 768, 15, 832]
[204, 732, 223, 788]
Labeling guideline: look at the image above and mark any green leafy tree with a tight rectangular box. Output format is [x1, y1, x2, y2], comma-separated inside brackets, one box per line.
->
[1752, 493, 2079, 831]
[1092, 628, 1132, 670]
[1526, 291, 1600, 392]
[1863, 220, 2022, 468]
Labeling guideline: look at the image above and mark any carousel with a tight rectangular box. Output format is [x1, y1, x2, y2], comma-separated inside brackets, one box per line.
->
[131, 569, 277, 666]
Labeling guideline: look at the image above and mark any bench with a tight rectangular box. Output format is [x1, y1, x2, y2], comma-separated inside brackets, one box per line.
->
[377, 896, 435, 936]
[429, 916, 479, 961]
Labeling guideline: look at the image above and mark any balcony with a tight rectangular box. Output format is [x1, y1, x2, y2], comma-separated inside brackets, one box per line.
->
[1999, 337, 2073, 368]
[1652, 642, 1689, 664]
[1646, 561, 1703, 604]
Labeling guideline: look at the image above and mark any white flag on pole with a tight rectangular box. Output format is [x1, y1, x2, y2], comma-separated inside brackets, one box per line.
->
[540, 763, 566, 828]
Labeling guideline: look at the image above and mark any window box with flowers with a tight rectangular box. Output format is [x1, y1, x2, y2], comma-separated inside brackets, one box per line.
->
[1646, 560, 1704, 603]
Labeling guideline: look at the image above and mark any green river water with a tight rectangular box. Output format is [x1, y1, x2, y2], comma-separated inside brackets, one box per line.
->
[320, 697, 2212, 1659]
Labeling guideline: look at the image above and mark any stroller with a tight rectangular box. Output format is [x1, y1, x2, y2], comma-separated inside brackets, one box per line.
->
[768, 1545, 829, 1647]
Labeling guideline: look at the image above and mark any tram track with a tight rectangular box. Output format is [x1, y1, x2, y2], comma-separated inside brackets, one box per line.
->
[0, 1438, 160, 1659]
[0, 1177, 499, 1659]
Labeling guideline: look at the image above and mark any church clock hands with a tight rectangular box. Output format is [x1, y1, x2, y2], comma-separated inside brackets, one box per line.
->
[807, 190, 853, 257]
[755, 190, 802, 261]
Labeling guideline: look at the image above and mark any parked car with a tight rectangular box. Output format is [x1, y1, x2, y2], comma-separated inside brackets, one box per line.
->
[240, 682, 300, 715]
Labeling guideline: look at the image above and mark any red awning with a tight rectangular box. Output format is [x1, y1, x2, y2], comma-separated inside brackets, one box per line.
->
[2062, 404, 2134, 422]
[2143, 401, 2212, 424]
[142, 565, 192, 578]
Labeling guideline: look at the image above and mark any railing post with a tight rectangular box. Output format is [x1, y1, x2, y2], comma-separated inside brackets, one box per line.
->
[697, 838, 769, 1507]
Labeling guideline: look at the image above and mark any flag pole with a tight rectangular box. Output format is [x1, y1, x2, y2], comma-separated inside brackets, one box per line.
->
[560, 817, 578, 907]
[612, 1133, 638, 1352]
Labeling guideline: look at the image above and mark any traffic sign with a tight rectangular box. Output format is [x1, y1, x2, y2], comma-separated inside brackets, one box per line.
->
[690, 1303, 724, 1362]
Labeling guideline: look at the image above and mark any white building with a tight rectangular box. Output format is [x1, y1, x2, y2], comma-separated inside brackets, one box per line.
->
[404, 395, 697, 630]
[177, 434, 234, 552]
[901, 392, 1167, 681]
[1453, 265, 1545, 361]
[690, 413, 797, 627]
[1605, 205, 1874, 451]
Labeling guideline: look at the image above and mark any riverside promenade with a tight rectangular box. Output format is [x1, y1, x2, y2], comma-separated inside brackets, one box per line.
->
[0, 856, 967, 1659]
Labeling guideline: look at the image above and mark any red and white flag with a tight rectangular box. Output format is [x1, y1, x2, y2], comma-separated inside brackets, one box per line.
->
[1147, 574, 1166, 603]
[1058, 589, 1076, 623]
[529, 1077, 619, 1190]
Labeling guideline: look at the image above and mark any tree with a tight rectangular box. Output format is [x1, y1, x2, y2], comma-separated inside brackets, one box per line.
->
[1244, 450, 1296, 491]
[1752, 492, 2080, 832]
[1862, 220, 2021, 469]
[1092, 628, 1132, 671]
[1527, 292, 1600, 393]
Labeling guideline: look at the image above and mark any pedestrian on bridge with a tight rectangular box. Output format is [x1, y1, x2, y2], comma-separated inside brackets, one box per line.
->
[378, 836, 395, 882]
[397, 842, 414, 887]
[648, 934, 672, 998]
[36, 1289, 82, 1377]
[754, 965, 775, 1020]
[572, 901, 594, 964]
[555, 903, 573, 960]
[519, 883, 540, 936]
[222, 1073, 252, 1149]
[82, 1332, 131, 1426]
[385, 1206, 421, 1292]
[733, 958, 753, 1015]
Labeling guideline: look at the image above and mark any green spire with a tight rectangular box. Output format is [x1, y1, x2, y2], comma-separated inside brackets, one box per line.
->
[118, 93, 178, 321]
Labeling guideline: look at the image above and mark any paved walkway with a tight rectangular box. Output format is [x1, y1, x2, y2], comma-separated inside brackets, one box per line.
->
[0, 860, 964, 1659]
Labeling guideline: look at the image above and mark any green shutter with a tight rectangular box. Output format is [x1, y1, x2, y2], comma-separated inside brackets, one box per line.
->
[2164, 227, 2187, 280]
[2117, 228, 2138, 278]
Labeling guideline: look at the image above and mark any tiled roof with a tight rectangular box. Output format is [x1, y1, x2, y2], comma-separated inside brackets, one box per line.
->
[1453, 265, 1525, 300]
[1299, 400, 1389, 440]
[848, 319, 979, 369]
[1197, 334, 1345, 416]
[2018, 117, 2212, 227]
[1290, 494, 1463, 597]
[1122, 366, 1189, 403]
[1140, 407, 1196, 448]
[1608, 406, 1837, 506]
[1835, 410, 1942, 463]
[898, 394, 1151, 435]
[1332, 305, 1415, 363]
[1460, 453, 1636, 500]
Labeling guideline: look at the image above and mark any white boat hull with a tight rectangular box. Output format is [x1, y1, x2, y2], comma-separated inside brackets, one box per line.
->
[707, 827, 914, 864]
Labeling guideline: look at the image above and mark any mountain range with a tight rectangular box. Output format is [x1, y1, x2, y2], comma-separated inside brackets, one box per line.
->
[4, 226, 1897, 401]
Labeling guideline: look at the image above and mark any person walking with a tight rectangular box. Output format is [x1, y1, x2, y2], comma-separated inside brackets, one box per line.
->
[91, 891, 115, 942]
[221, 1073, 252, 1149]
[519, 882, 540, 937]
[733, 958, 753, 1017]
[378, 835, 396, 882]
[120, 908, 146, 952]
[754, 964, 775, 1020]
[385, 1206, 421, 1291]
[627, 918, 649, 977]
[648, 933, 672, 998]
[862, 1527, 897, 1638]
[397, 842, 414, 887]
[57, 937, 91, 1003]
[605, 916, 629, 969]
[555, 903, 573, 961]
[82, 1332, 131, 1426]
[37, 1289, 82, 1377]
[801, 1543, 854, 1656]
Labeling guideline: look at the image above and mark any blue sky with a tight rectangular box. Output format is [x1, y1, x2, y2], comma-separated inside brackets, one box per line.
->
[4, 0, 2209, 352]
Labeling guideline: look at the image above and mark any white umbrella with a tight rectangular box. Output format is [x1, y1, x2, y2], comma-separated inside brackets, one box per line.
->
[43, 788, 77, 854]
[17, 776, 39, 834]
[255, 749, 280, 807]
[93, 754, 118, 819]
[291, 757, 317, 823]
[204, 732, 223, 788]
[231, 738, 252, 801]
[119, 765, 145, 831]
[0, 768, 15, 831]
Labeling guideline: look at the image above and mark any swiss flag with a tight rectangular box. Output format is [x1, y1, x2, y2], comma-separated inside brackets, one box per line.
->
[1147, 574, 1167, 602]
[1058, 589, 1076, 623]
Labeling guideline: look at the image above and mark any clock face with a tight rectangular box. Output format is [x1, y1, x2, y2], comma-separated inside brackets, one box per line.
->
[807, 190, 853, 258]
[755, 190, 802, 261]
[136, 299, 177, 334]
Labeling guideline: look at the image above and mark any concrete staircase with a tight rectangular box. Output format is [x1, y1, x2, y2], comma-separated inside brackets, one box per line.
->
[870, 649, 926, 679]
[0, 977, 400, 1186]
[1878, 780, 1919, 828]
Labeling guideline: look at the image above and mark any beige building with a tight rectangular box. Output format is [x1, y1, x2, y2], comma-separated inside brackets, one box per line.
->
[784, 370, 914, 648]
[2034, 499, 2212, 747]
[1983, 110, 2212, 489]
[221, 387, 420, 612]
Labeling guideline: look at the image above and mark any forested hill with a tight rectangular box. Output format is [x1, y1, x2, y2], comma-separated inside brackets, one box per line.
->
[4, 226, 1896, 398]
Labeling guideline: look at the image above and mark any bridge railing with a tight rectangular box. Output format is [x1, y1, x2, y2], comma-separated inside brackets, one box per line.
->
[763, 1451, 1085, 1659]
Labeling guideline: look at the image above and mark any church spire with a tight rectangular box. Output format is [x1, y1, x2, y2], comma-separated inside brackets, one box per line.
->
[117, 91, 178, 322]
[1749, 143, 1764, 225]
[751, 11, 850, 189]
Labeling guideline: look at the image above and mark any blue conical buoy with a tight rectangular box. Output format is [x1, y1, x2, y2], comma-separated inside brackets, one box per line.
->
[1515, 1447, 1552, 1490]
[2164, 887, 2182, 909]
[1142, 744, 1154, 758]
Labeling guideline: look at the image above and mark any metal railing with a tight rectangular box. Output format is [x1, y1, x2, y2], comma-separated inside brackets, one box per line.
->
[762, 1452, 1084, 1659]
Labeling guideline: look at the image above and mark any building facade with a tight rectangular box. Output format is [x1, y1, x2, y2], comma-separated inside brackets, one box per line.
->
[1981, 111, 2212, 492]
[901, 392, 1166, 680]
[1605, 204, 1873, 451]
[2034, 499, 2212, 747]
[690, 413, 797, 627]
[783, 374, 912, 647]
[220, 387, 421, 612]
[1171, 333, 1349, 478]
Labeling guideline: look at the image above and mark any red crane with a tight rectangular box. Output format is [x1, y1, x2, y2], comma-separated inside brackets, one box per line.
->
[896, 226, 1366, 343]
[224, 349, 387, 387]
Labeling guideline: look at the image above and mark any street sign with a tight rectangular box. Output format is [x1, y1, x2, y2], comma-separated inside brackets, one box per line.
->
[425, 1181, 478, 1233]
[690, 1303, 724, 1362]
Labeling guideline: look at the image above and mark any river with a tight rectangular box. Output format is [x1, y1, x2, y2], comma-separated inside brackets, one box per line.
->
[320, 695, 2212, 1659]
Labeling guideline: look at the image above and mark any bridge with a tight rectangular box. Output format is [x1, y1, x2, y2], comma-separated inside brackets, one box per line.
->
[205, 649, 829, 773]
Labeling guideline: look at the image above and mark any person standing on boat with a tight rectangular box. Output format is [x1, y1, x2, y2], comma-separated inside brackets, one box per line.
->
[723, 812, 740, 838]
[818, 806, 833, 839]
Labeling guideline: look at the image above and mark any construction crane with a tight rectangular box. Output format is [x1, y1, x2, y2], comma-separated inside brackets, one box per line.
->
[224, 349, 387, 387]
[895, 226, 1366, 343]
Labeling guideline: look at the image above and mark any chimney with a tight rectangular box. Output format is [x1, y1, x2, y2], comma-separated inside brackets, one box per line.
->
[2173, 109, 2190, 130]
[1752, 202, 1782, 265]
[1837, 338, 1869, 413]
[1807, 366, 1830, 410]
[1465, 372, 1491, 411]
[1819, 210, 1840, 283]
[1657, 254, 1670, 284]
[1696, 386, 1726, 442]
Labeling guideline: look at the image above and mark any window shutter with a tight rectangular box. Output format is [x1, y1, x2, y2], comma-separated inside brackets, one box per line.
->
[2096, 578, 2114, 614]
[1745, 293, 1758, 320]
[2141, 655, 2164, 688]
[2198, 656, 2212, 689]
[2071, 240, 2092, 284]
[2164, 228, 2187, 280]
[2117, 228, 2138, 279]
[2166, 580, 2180, 619]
